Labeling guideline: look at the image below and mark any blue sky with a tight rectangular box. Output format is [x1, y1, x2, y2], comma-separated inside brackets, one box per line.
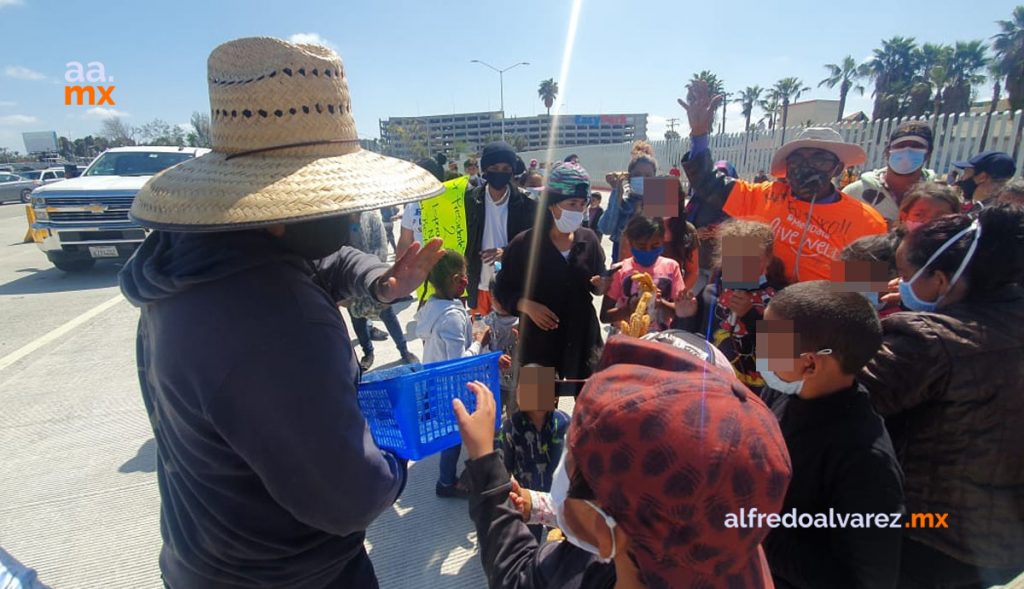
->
[0, 0, 1017, 153]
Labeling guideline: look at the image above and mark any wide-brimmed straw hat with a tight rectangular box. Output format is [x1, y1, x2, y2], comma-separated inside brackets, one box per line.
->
[130, 37, 443, 231]
[769, 127, 866, 178]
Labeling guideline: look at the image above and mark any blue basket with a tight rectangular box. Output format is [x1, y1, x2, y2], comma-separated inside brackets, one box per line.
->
[358, 352, 503, 460]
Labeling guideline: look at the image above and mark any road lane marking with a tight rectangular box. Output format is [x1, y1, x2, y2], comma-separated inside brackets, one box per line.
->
[0, 294, 125, 372]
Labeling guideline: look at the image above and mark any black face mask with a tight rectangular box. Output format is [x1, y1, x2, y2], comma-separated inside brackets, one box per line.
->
[484, 171, 513, 190]
[787, 164, 834, 200]
[278, 215, 351, 260]
[957, 177, 978, 200]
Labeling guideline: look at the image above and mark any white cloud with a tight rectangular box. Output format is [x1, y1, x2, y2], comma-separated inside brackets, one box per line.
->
[0, 114, 38, 125]
[0, 0, 24, 8]
[288, 33, 335, 49]
[0, 100, 16, 107]
[84, 107, 130, 119]
[5, 65, 45, 81]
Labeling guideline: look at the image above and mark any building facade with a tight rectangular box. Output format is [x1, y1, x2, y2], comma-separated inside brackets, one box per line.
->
[379, 111, 648, 160]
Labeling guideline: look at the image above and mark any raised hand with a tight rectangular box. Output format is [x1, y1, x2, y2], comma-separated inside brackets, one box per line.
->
[452, 381, 498, 460]
[375, 237, 444, 303]
[677, 79, 724, 137]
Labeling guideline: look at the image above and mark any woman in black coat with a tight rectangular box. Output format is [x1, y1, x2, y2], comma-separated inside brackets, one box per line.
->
[494, 162, 607, 396]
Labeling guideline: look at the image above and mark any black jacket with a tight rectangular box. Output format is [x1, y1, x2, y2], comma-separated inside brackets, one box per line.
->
[467, 451, 616, 588]
[759, 384, 904, 589]
[494, 227, 605, 395]
[119, 231, 407, 589]
[464, 183, 537, 308]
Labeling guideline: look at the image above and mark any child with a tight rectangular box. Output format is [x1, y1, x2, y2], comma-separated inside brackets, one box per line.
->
[756, 281, 904, 589]
[414, 249, 489, 499]
[675, 219, 786, 393]
[600, 215, 685, 334]
[481, 277, 518, 414]
[585, 192, 604, 241]
[494, 364, 570, 542]
[898, 182, 961, 231]
[840, 232, 902, 319]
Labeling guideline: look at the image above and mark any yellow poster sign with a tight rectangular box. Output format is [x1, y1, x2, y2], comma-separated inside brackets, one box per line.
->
[417, 176, 469, 301]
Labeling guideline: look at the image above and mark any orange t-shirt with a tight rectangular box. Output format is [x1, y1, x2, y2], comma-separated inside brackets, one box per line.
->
[723, 181, 887, 282]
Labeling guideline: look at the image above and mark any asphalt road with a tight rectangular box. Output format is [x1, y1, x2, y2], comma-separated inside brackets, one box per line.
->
[0, 202, 493, 588]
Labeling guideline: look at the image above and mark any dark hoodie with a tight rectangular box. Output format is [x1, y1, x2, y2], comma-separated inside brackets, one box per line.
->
[120, 230, 407, 589]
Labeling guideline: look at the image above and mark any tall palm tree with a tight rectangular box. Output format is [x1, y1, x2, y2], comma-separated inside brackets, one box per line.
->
[774, 77, 811, 143]
[735, 86, 763, 132]
[979, 64, 1004, 151]
[819, 56, 865, 121]
[864, 36, 920, 119]
[993, 6, 1024, 111]
[942, 40, 990, 114]
[538, 79, 558, 115]
[758, 89, 782, 130]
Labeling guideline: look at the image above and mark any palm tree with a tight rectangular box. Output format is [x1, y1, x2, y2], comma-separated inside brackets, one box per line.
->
[735, 86, 763, 131]
[664, 129, 681, 141]
[819, 56, 865, 121]
[993, 6, 1024, 111]
[758, 89, 782, 130]
[942, 40, 990, 114]
[538, 79, 558, 115]
[864, 36, 920, 119]
[980, 64, 1005, 151]
[774, 77, 811, 143]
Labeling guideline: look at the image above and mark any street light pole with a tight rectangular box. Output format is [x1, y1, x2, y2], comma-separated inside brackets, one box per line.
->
[471, 60, 529, 141]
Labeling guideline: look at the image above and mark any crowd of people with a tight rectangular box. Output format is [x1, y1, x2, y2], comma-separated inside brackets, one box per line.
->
[118, 37, 1022, 589]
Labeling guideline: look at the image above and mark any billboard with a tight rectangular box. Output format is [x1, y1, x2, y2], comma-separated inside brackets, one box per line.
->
[23, 131, 58, 154]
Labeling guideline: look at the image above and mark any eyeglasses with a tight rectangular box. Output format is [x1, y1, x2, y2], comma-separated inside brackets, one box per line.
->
[786, 153, 840, 172]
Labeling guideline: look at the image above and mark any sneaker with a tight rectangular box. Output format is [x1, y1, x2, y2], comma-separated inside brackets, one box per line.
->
[369, 326, 388, 341]
[400, 351, 420, 365]
[358, 353, 374, 371]
[435, 480, 470, 499]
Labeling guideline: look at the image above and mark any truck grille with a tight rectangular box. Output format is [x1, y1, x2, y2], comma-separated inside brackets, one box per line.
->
[45, 196, 134, 224]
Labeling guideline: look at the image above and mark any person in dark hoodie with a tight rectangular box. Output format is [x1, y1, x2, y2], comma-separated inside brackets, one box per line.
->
[118, 37, 445, 589]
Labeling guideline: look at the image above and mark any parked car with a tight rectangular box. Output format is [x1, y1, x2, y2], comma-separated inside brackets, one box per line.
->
[0, 172, 39, 203]
[30, 146, 209, 271]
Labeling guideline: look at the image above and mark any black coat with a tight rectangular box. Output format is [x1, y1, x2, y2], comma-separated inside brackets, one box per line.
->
[494, 226, 605, 395]
[464, 183, 537, 308]
[466, 452, 616, 589]
[759, 384, 904, 589]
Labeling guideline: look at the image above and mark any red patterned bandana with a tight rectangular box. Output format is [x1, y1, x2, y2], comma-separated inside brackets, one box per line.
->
[569, 335, 792, 588]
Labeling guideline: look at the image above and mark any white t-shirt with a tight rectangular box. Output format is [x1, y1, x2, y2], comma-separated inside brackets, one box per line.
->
[479, 187, 510, 290]
[401, 202, 423, 243]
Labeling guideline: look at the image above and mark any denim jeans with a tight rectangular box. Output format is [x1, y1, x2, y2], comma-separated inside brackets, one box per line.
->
[350, 306, 409, 356]
[438, 444, 462, 486]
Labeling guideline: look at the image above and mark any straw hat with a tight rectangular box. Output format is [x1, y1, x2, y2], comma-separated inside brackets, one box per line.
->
[130, 37, 444, 231]
[769, 127, 866, 178]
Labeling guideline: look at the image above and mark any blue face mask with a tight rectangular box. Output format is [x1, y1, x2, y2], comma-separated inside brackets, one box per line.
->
[898, 220, 982, 313]
[631, 246, 663, 267]
[629, 176, 645, 195]
[888, 148, 927, 175]
[860, 291, 881, 308]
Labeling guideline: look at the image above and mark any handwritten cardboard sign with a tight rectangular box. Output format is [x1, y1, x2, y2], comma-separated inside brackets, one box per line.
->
[418, 176, 469, 301]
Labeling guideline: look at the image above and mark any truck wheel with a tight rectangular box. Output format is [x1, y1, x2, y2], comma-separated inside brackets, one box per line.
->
[49, 253, 96, 272]
[21, 189, 32, 203]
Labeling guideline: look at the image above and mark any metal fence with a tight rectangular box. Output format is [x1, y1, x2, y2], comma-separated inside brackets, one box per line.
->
[519, 110, 1024, 189]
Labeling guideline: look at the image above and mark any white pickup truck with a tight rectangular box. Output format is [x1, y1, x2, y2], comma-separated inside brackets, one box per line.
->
[30, 146, 209, 271]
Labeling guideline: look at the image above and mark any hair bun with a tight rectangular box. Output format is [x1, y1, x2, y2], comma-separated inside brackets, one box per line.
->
[631, 140, 655, 158]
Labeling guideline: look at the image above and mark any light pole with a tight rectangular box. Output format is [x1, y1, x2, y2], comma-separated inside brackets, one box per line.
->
[470, 60, 529, 140]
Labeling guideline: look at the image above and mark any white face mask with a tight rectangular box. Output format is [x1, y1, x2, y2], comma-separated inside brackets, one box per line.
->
[756, 349, 833, 397]
[550, 453, 617, 563]
[553, 207, 586, 233]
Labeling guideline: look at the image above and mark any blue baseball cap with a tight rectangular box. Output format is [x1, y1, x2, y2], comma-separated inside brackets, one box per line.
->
[952, 151, 1016, 179]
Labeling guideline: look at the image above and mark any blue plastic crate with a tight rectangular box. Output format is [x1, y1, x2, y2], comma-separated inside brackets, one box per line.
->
[358, 352, 503, 460]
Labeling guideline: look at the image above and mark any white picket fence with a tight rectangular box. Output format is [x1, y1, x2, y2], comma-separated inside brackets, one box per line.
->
[519, 110, 1024, 189]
